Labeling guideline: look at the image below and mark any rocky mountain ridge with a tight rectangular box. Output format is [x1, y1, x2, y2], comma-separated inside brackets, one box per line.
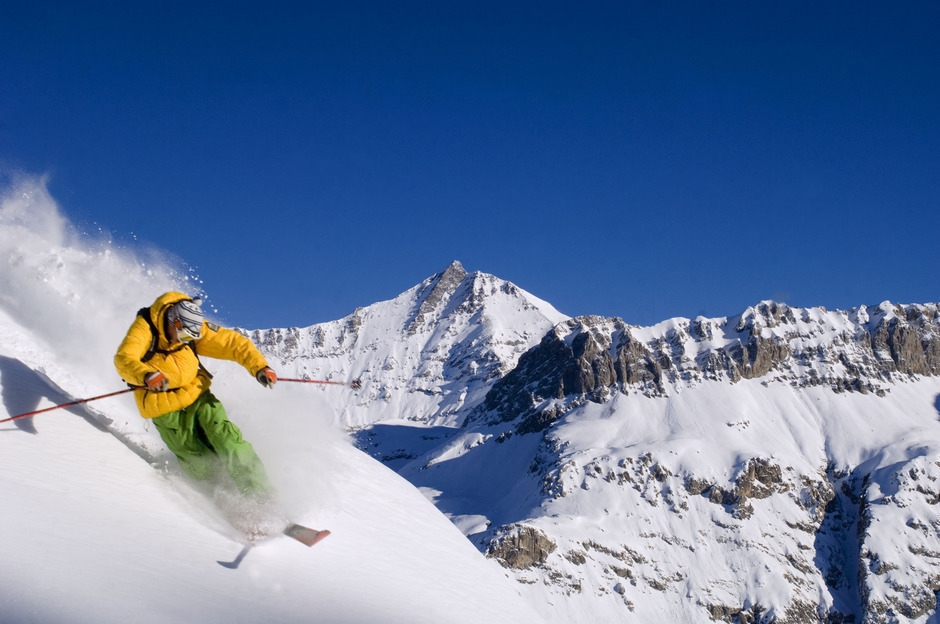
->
[475, 300, 940, 433]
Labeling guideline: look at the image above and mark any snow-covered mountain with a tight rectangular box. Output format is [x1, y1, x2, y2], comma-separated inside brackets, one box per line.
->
[251, 263, 940, 624]
[241, 260, 568, 430]
[457, 304, 940, 624]
[3, 179, 939, 623]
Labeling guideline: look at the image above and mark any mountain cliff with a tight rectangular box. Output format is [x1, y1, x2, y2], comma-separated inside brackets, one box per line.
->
[476, 300, 940, 432]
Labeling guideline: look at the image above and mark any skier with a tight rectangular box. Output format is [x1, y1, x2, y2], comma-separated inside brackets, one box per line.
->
[113, 291, 278, 500]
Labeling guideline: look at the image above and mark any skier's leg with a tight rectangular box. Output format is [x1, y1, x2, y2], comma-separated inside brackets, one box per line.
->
[152, 406, 220, 481]
[192, 392, 272, 498]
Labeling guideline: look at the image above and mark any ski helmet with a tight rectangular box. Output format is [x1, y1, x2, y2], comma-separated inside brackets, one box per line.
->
[168, 298, 204, 341]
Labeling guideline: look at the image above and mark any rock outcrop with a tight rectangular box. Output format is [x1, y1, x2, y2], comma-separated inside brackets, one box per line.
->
[475, 301, 940, 432]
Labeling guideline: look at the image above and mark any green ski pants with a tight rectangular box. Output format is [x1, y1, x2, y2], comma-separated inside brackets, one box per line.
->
[152, 391, 271, 497]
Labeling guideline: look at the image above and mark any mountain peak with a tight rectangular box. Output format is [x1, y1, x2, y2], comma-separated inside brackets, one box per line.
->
[407, 261, 469, 334]
[442, 259, 466, 276]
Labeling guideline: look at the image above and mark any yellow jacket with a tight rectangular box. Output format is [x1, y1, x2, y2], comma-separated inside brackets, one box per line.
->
[114, 291, 269, 419]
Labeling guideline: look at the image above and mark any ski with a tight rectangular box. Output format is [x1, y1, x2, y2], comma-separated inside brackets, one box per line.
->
[283, 523, 331, 547]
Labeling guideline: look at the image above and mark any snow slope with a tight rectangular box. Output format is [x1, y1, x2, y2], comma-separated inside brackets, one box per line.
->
[0, 178, 544, 624]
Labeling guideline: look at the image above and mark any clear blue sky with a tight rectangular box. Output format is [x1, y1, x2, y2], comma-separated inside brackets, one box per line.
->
[2, 2, 938, 329]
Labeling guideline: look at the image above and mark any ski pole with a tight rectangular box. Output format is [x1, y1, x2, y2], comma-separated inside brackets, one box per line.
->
[279, 378, 362, 390]
[0, 387, 138, 424]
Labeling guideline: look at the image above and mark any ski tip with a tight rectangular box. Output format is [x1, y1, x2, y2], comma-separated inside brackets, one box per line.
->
[284, 524, 331, 547]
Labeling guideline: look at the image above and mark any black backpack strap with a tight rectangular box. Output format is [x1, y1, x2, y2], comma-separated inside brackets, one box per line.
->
[136, 306, 213, 379]
[137, 307, 160, 363]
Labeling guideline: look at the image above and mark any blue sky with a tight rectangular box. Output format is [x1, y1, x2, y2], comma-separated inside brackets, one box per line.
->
[2, 2, 937, 329]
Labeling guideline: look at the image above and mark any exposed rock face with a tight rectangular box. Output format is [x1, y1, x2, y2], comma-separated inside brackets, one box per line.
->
[689, 458, 794, 520]
[486, 524, 557, 569]
[406, 260, 468, 335]
[475, 301, 940, 431]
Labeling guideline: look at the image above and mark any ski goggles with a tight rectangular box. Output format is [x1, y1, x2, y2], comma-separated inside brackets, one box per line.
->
[169, 300, 204, 341]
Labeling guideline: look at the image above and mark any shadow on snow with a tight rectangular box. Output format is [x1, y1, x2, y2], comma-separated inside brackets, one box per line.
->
[0, 355, 112, 434]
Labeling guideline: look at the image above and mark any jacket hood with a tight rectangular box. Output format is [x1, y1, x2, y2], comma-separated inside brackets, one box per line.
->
[148, 291, 194, 345]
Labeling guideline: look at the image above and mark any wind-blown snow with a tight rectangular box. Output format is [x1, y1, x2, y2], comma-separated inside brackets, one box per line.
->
[0, 176, 543, 624]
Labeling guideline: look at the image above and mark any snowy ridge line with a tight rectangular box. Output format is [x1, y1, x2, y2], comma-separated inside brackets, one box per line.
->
[474, 300, 940, 434]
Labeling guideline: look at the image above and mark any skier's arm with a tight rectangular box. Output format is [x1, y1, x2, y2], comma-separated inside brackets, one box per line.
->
[114, 316, 158, 386]
[194, 324, 270, 377]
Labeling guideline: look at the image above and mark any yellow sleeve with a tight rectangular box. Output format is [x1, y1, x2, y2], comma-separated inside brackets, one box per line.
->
[114, 316, 158, 386]
[193, 324, 269, 377]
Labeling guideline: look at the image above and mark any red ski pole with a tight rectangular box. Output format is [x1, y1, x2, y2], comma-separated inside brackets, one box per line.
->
[1, 387, 138, 423]
[279, 378, 362, 390]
